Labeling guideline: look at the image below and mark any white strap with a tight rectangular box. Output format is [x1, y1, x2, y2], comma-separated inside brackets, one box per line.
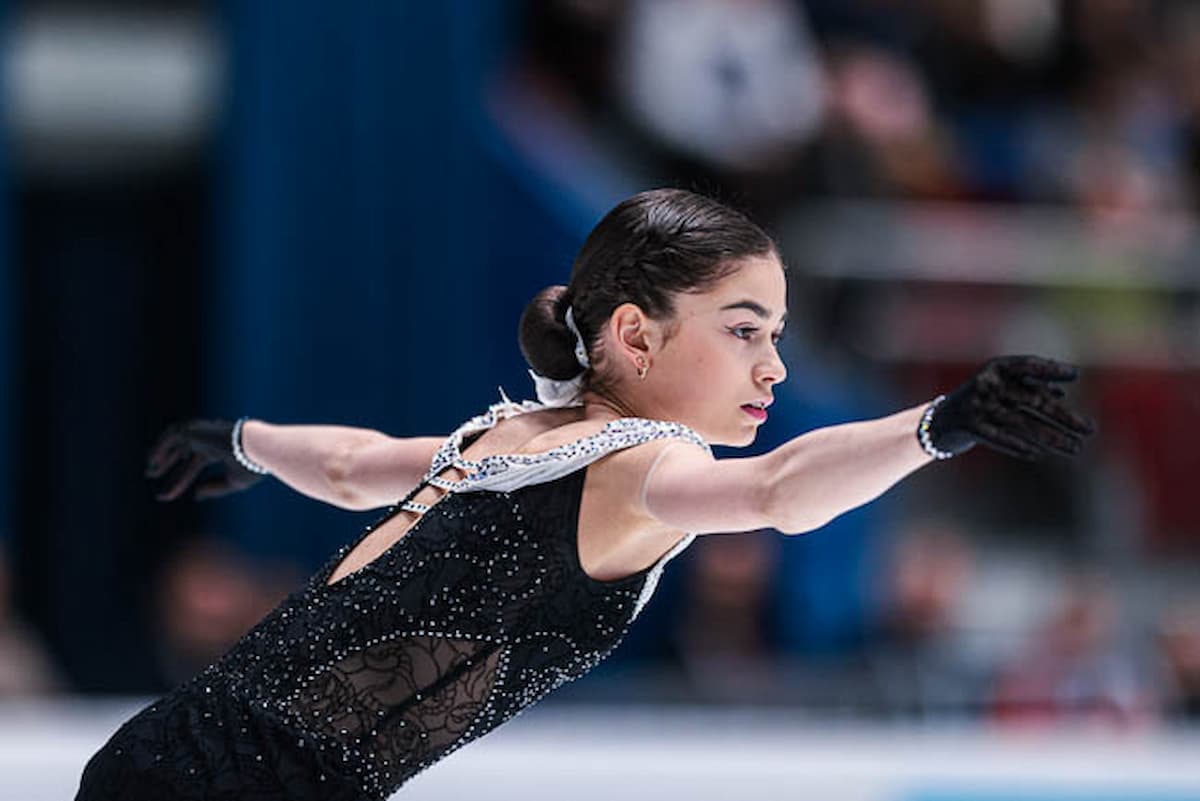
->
[453, 419, 709, 493]
[421, 390, 711, 494]
[414, 393, 711, 616]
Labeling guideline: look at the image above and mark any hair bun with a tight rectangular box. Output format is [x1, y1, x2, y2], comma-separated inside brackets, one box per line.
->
[518, 285, 585, 380]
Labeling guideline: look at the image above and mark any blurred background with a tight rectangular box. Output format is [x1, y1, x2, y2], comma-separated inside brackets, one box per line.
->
[2, 0, 1200, 798]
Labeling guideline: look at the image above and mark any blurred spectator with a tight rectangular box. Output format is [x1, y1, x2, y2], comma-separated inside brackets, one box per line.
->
[1155, 594, 1200, 722]
[614, 0, 825, 174]
[812, 41, 965, 199]
[153, 537, 300, 688]
[520, 0, 624, 114]
[989, 571, 1157, 729]
[0, 544, 64, 695]
[1161, 1, 1200, 215]
[866, 519, 986, 719]
[672, 531, 783, 702]
[496, 1, 1200, 718]
[510, 0, 1200, 213]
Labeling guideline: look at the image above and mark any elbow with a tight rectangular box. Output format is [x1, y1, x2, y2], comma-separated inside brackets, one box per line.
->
[761, 483, 807, 535]
[770, 510, 830, 537]
[759, 457, 830, 536]
[323, 442, 368, 510]
[768, 511, 826, 537]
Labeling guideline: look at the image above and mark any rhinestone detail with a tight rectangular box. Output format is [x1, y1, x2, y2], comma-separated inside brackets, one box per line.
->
[104, 390, 711, 800]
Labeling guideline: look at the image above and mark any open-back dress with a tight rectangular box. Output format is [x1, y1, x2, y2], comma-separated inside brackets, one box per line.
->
[76, 393, 711, 800]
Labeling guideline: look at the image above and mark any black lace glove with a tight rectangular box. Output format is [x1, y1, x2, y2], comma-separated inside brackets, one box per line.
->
[145, 419, 267, 501]
[921, 355, 1097, 461]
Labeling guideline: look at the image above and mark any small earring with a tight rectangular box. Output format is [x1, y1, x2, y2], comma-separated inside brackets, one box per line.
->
[636, 356, 648, 380]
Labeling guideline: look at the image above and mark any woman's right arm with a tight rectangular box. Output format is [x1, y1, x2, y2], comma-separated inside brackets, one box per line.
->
[240, 421, 444, 511]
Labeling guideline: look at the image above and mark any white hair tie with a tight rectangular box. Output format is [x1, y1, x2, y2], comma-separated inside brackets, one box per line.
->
[526, 304, 590, 407]
[564, 306, 590, 369]
[528, 369, 585, 407]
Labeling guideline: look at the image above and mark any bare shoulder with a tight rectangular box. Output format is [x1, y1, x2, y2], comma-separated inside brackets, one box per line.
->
[639, 440, 776, 535]
[587, 435, 713, 520]
[488, 409, 711, 517]
[474, 406, 776, 543]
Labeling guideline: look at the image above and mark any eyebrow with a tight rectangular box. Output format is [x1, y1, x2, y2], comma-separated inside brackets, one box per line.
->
[720, 300, 788, 325]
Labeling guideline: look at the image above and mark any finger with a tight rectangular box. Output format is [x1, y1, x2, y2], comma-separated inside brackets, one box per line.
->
[998, 355, 1080, 383]
[1017, 401, 1096, 439]
[1015, 412, 1086, 456]
[978, 405, 1052, 458]
[156, 454, 208, 502]
[193, 477, 235, 501]
[146, 424, 187, 466]
[1000, 382, 1096, 436]
[973, 420, 1045, 461]
[1018, 375, 1066, 399]
[991, 404, 1089, 458]
[145, 439, 187, 478]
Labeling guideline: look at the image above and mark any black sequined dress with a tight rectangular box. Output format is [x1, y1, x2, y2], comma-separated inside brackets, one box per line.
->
[76, 396, 711, 800]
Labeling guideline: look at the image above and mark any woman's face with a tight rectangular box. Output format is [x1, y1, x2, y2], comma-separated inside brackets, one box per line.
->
[639, 253, 788, 446]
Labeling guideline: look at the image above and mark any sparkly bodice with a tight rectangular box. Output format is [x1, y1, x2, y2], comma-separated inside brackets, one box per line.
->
[77, 395, 710, 801]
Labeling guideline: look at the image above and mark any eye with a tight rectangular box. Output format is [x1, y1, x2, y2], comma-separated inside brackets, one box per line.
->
[729, 326, 759, 341]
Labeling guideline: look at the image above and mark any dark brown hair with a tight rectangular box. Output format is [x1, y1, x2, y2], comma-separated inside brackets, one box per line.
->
[518, 188, 779, 396]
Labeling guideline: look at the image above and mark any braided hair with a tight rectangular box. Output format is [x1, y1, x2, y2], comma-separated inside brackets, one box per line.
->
[518, 188, 780, 401]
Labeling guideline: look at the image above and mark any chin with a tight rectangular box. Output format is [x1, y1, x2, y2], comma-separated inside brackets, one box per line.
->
[689, 418, 757, 448]
[715, 427, 757, 448]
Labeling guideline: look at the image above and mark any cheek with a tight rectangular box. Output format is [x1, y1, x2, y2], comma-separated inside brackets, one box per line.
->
[664, 341, 707, 374]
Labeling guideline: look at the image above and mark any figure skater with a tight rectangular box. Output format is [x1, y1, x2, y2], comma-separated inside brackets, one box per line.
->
[76, 188, 1095, 800]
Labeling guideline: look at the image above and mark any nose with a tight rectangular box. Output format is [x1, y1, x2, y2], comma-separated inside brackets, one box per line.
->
[757, 347, 787, 387]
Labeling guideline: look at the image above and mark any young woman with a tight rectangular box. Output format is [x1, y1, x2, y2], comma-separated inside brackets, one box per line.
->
[77, 188, 1095, 800]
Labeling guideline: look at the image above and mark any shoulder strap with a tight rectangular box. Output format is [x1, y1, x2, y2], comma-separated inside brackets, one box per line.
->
[421, 386, 712, 494]
[424, 388, 543, 479]
[451, 417, 711, 494]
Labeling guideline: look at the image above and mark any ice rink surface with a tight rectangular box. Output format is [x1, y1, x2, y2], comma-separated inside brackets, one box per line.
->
[5, 698, 1200, 801]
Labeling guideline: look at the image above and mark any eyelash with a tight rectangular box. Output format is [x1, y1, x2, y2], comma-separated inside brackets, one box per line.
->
[729, 326, 783, 344]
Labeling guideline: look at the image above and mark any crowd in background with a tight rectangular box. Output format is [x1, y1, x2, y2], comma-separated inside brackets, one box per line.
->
[517, 0, 1200, 222]
[1, 0, 1198, 731]
[491, 0, 1200, 728]
[2, 521, 1197, 726]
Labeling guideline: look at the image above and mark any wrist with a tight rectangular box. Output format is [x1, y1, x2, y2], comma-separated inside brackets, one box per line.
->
[232, 417, 272, 475]
[916, 395, 956, 460]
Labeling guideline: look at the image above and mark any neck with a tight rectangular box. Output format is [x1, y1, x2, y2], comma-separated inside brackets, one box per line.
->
[579, 389, 643, 422]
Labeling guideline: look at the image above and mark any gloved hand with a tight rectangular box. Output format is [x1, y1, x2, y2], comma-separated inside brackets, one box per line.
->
[922, 355, 1097, 461]
[145, 419, 266, 501]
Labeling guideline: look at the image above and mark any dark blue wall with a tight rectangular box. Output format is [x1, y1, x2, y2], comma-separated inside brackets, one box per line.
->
[0, 0, 10, 548]
[209, 2, 603, 565]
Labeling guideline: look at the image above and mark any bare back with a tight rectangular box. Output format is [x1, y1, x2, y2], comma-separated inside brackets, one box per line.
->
[325, 407, 688, 587]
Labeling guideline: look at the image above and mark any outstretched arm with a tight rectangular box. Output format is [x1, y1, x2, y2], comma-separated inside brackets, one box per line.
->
[642, 403, 931, 535]
[642, 355, 1096, 536]
[146, 419, 444, 510]
[240, 421, 443, 510]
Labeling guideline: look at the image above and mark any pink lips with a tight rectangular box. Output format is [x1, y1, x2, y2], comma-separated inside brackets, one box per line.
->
[741, 405, 768, 422]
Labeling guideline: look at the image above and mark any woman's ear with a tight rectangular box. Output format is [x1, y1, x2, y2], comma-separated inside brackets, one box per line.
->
[607, 302, 656, 369]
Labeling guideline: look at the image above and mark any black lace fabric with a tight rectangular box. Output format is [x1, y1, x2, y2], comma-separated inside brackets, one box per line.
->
[286, 634, 505, 786]
[76, 412, 708, 800]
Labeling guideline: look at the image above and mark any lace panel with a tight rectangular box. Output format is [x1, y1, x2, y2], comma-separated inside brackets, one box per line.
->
[77, 393, 715, 801]
[285, 635, 503, 791]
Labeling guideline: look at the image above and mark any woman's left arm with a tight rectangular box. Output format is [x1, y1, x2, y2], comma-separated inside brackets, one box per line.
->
[241, 421, 444, 510]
